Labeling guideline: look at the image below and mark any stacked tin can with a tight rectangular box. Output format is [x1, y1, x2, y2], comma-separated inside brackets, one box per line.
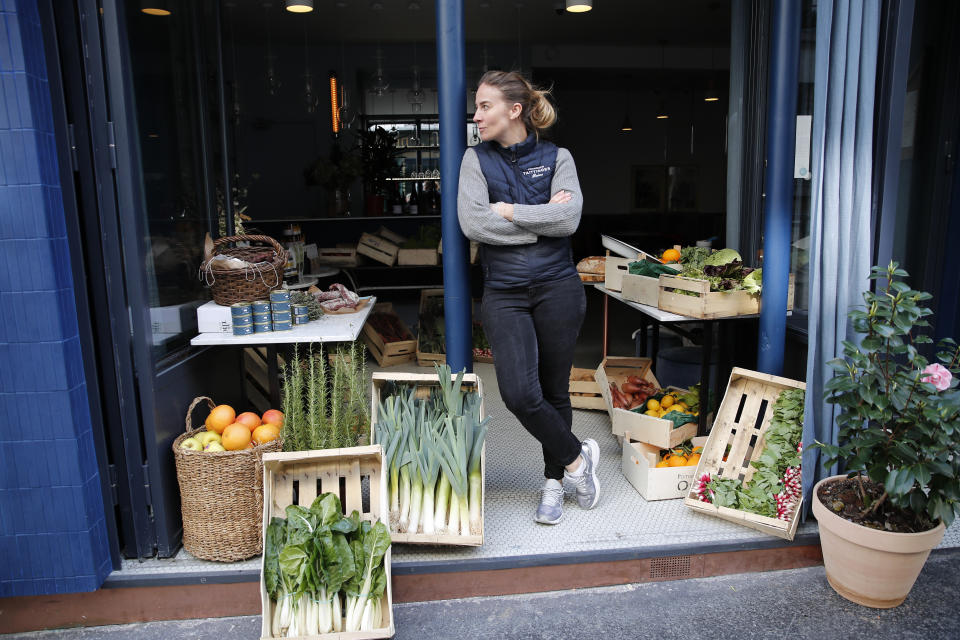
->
[292, 303, 310, 325]
[231, 303, 254, 336]
[269, 290, 292, 331]
[252, 300, 273, 333]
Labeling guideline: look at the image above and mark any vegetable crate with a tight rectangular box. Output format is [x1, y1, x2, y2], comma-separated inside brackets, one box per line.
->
[622, 435, 707, 501]
[314, 247, 359, 267]
[594, 357, 696, 449]
[259, 446, 395, 639]
[603, 256, 633, 292]
[569, 367, 607, 411]
[415, 288, 445, 367]
[657, 273, 796, 319]
[397, 248, 438, 266]
[362, 303, 417, 368]
[683, 368, 806, 540]
[370, 371, 485, 546]
[357, 232, 399, 266]
[620, 273, 660, 307]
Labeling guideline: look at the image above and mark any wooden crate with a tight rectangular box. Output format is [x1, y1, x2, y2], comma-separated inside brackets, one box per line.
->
[594, 357, 696, 449]
[357, 232, 400, 266]
[569, 367, 607, 411]
[683, 367, 806, 540]
[370, 371, 485, 546]
[657, 273, 796, 319]
[313, 247, 359, 267]
[259, 446, 395, 639]
[620, 273, 660, 307]
[603, 256, 634, 292]
[362, 303, 417, 368]
[397, 248, 439, 266]
[377, 226, 407, 246]
[416, 288, 445, 366]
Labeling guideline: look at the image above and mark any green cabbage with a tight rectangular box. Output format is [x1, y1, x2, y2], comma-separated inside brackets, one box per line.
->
[743, 269, 763, 294]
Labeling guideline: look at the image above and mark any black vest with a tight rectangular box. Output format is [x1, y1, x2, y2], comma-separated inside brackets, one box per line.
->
[474, 134, 577, 289]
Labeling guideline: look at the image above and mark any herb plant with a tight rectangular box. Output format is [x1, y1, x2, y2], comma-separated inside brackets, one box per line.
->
[815, 262, 960, 528]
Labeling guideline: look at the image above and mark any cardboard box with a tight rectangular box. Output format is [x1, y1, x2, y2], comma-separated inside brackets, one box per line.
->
[397, 248, 439, 266]
[569, 367, 607, 410]
[657, 273, 796, 319]
[362, 303, 417, 367]
[682, 368, 806, 540]
[369, 371, 485, 546]
[622, 435, 708, 501]
[196, 300, 233, 334]
[150, 302, 198, 334]
[357, 232, 400, 266]
[594, 356, 697, 449]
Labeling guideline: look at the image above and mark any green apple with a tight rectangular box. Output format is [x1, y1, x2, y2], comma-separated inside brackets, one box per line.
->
[198, 431, 221, 447]
[180, 437, 202, 451]
[204, 441, 226, 452]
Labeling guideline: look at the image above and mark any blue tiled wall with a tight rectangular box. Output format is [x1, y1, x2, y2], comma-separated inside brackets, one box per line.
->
[0, 0, 112, 596]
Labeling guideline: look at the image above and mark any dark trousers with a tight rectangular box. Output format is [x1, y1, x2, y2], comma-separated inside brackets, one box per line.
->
[481, 275, 587, 480]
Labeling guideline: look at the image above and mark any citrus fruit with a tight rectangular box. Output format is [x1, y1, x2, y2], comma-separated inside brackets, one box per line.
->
[222, 423, 252, 450]
[662, 248, 681, 263]
[660, 394, 675, 409]
[668, 455, 688, 467]
[686, 453, 701, 466]
[262, 409, 284, 427]
[252, 423, 280, 445]
[656, 460, 670, 468]
[205, 404, 236, 435]
[646, 398, 660, 412]
[236, 411, 261, 431]
[678, 402, 689, 410]
[645, 409, 659, 417]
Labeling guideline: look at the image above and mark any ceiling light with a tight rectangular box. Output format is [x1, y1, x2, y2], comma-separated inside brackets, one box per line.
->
[565, 0, 592, 12]
[704, 78, 719, 102]
[329, 72, 341, 134]
[140, 0, 171, 15]
[620, 115, 633, 132]
[285, 0, 314, 13]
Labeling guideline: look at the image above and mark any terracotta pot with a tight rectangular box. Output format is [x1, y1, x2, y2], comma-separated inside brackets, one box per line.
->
[812, 474, 945, 608]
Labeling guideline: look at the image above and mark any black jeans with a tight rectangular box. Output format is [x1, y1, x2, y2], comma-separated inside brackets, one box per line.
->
[481, 275, 587, 480]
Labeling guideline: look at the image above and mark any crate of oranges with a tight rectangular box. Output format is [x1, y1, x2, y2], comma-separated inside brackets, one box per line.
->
[621, 435, 708, 501]
[172, 397, 283, 562]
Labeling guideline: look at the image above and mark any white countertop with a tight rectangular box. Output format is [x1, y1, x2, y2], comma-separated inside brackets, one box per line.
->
[190, 296, 376, 345]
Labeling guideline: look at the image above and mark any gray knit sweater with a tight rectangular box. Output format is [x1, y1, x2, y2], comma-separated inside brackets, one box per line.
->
[457, 146, 583, 246]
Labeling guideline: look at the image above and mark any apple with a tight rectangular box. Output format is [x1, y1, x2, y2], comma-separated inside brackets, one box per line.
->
[204, 441, 226, 452]
[262, 409, 284, 427]
[180, 437, 202, 451]
[198, 431, 221, 447]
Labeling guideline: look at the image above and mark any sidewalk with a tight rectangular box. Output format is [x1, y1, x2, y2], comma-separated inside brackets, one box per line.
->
[7, 548, 958, 640]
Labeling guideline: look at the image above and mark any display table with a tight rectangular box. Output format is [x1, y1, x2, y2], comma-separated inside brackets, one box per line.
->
[190, 296, 376, 404]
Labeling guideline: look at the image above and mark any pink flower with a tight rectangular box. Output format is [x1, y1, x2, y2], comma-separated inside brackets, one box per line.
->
[922, 363, 953, 391]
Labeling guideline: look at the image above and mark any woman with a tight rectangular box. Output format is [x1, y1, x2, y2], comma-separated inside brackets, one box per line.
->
[457, 70, 599, 525]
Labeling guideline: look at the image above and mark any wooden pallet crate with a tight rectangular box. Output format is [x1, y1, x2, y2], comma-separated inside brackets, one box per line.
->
[370, 371, 485, 546]
[397, 248, 438, 266]
[569, 367, 607, 411]
[259, 446, 395, 639]
[313, 247, 359, 267]
[357, 232, 400, 266]
[657, 273, 796, 319]
[683, 368, 806, 540]
[594, 357, 696, 449]
[362, 303, 417, 368]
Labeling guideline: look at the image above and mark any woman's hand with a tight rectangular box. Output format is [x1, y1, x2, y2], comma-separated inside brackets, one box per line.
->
[550, 190, 572, 204]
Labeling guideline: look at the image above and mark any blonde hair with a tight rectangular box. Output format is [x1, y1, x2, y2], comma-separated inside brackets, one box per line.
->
[478, 70, 556, 135]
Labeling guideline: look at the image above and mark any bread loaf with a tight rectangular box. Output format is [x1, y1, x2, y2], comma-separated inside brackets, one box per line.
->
[576, 255, 606, 275]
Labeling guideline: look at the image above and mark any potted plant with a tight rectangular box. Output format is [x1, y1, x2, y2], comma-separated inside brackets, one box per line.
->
[304, 141, 363, 217]
[813, 261, 960, 608]
[358, 126, 401, 216]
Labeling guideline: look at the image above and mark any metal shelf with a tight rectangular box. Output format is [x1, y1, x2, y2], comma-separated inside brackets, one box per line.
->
[385, 177, 442, 182]
[250, 215, 442, 223]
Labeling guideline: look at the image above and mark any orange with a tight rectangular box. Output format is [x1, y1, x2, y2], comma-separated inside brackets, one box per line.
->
[262, 409, 284, 427]
[222, 423, 252, 450]
[205, 404, 236, 435]
[656, 460, 670, 468]
[236, 411, 261, 431]
[686, 453, 701, 466]
[646, 398, 660, 412]
[252, 423, 280, 446]
[668, 455, 688, 467]
[660, 395, 675, 409]
[662, 248, 681, 263]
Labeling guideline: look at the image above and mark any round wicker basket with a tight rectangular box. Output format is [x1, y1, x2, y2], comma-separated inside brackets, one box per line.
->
[199, 234, 287, 305]
[172, 397, 282, 562]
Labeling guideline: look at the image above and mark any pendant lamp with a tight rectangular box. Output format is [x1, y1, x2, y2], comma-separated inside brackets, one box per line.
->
[140, 0, 172, 15]
[565, 0, 592, 12]
[285, 0, 314, 13]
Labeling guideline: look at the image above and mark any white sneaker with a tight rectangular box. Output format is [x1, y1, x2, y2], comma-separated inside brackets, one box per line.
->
[534, 479, 564, 525]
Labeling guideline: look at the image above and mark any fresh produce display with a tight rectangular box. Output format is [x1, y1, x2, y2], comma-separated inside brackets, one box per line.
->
[374, 364, 488, 537]
[694, 388, 804, 520]
[280, 342, 369, 451]
[661, 248, 681, 263]
[400, 224, 441, 249]
[608, 376, 658, 411]
[472, 322, 492, 360]
[367, 312, 414, 344]
[654, 440, 703, 468]
[417, 294, 446, 356]
[678, 246, 760, 293]
[264, 492, 391, 636]
[180, 405, 282, 452]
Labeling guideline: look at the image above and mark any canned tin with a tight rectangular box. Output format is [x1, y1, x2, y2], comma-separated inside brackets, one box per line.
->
[233, 323, 255, 336]
[269, 290, 291, 304]
[254, 321, 273, 333]
[292, 303, 309, 315]
[230, 303, 253, 318]
[273, 321, 292, 331]
[270, 301, 291, 313]
[252, 300, 271, 314]
[232, 315, 253, 326]
[272, 311, 292, 324]
[293, 314, 310, 325]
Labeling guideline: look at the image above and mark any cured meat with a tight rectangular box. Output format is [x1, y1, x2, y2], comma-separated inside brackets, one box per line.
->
[313, 282, 361, 311]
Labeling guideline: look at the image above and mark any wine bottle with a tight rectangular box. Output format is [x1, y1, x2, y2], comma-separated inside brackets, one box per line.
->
[390, 185, 403, 215]
[408, 181, 420, 215]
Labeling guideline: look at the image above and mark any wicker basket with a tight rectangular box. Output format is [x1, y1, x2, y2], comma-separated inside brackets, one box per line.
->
[199, 234, 287, 305]
[172, 397, 282, 562]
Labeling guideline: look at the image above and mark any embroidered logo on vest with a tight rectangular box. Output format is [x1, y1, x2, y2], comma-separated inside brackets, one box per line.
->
[522, 165, 553, 179]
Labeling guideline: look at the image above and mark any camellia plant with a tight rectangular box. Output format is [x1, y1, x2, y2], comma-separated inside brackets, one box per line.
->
[816, 262, 960, 529]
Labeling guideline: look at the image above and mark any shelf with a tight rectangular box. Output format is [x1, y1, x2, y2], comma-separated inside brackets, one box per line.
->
[250, 215, 442, 223]
[385, 177, 441, 182]
[399, 145, 440, 150]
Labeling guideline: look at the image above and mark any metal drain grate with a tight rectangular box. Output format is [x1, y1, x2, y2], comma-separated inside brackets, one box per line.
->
[649, 555, 693, 579]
